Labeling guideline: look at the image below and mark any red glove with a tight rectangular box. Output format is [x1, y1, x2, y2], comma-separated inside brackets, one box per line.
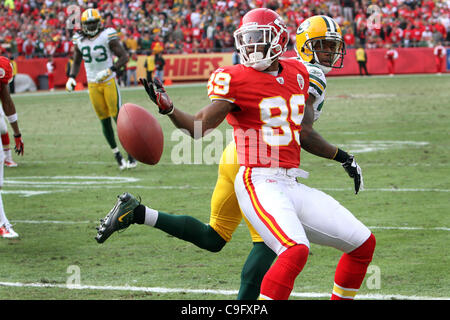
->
[139, 78, 174, 115]
[14, 133, 24, 155]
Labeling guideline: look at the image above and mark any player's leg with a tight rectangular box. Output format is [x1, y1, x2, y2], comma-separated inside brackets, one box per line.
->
[95, 191, 226, 251]
[237, 241, 276, 300]
[88, 82, 126, 169]
[292, 183, 376, 300]
[104, 78, 136, 168]
[235, 167, 310, 300]
[0, 112, 16, 167]
[0, 149, 18, 238]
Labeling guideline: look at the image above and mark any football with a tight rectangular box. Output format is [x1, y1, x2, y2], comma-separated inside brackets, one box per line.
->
[117, 103, 164, 165]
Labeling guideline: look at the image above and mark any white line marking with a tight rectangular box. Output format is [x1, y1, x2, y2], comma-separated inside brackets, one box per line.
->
[12, 220, 92, 225]
[10, 219, 450, 232]
[0, 281, 447, 300]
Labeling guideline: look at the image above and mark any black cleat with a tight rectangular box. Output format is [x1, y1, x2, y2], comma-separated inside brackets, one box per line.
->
[95, 192, 140, 243]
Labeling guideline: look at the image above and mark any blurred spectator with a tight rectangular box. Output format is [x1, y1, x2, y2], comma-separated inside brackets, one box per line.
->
[46, 56, 55, 91]
[144, 50, 155, 81]
[154, 52, 165, 84]
[355, 45, 369, 76]
[433, 42, 446, 74]
[126, 52, 138, 87]
[385, 45, 399, 76]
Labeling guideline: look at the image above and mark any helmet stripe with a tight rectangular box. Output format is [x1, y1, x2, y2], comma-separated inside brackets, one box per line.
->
[322, 16, 331, 32]
[322, 16, 336, 33]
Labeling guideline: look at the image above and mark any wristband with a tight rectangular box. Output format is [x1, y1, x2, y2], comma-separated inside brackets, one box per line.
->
[165, 106, 174, 116]
[333, 148, 351, 163]
[7, 113, 18, 123]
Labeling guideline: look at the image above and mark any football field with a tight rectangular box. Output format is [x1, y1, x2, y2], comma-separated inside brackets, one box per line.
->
[0, 74, 449, 300]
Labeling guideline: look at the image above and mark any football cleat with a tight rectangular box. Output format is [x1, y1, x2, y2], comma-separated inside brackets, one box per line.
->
[0, 224, 19, 238]
[4, 159, 18, 167]
[95, 192, 140, 243]
[127, 155, 137, 169]
[114, 152, 127, 170]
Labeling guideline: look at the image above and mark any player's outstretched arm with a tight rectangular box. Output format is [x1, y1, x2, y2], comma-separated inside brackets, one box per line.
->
[140, 78, 233, 139]
[300, 96, 363, 194]
[66, 45, 83, 91]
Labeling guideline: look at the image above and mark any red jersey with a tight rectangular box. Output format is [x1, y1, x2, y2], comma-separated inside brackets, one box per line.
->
[0, 56, 13, 84]
[208, 59, 309, 168]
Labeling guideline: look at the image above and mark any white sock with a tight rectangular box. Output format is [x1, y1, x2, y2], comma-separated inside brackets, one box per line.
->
[144, 206, 158, 227]
[0, 193, 10, 227]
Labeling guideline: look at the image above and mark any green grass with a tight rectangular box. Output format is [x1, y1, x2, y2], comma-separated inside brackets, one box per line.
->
[0, 74, 449, 300]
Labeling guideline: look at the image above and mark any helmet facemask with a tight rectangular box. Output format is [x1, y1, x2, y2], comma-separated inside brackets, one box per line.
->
[234, 24, 286, 71]
[304, 35, 345, 73]
[82, 19, 101, 37]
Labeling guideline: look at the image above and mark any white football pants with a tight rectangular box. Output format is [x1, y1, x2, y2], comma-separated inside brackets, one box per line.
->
[235, 166, 371, 256]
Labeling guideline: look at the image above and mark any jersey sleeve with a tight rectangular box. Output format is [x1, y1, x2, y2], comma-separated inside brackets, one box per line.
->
[105, 27, 119, 43]
[0, 57, 13, 84]
[207, 67, 238, 104]
[306, 64, 326, 99]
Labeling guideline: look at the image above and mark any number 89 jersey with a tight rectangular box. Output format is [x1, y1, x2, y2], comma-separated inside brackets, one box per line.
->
[208, 59, 309, 168]
[72, 28, 118, 83]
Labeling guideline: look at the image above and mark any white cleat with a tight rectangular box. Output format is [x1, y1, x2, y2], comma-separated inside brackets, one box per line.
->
[0, 224, 19, 238]
[4, 159, 18, 167]
[127, 156, 137, 169]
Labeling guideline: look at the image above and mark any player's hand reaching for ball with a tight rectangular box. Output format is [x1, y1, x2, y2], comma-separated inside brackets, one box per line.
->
[139, 78, 174, 115]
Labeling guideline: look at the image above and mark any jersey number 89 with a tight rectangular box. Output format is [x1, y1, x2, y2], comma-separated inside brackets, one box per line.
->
[208, 71, 305, 147]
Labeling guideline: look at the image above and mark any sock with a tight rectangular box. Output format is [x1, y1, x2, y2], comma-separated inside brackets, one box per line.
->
[259, 244, 309, 300]
[237, 242, 277, 300]
[1, 132, 10, 146]
[133, 206, 226, 252]
[331, 233, 376, 300]
[100, 118, 117, 149]
[133, 204, 158, 226]
[0, 194, 10, 227]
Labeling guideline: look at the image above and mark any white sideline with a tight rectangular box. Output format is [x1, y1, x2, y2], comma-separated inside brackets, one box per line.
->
[0, 281, 448, 300]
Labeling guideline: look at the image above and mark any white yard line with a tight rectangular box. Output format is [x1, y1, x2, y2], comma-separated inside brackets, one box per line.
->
[0, 281, 447, 300]
[10, 219, 450, 232]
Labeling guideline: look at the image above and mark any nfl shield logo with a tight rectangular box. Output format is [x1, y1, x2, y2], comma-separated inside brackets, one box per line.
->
[276, 77, 284, 84]
[297, 74, 304, 90]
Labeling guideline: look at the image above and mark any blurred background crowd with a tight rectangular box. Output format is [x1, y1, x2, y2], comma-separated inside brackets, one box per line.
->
[0, 0, 449, 59]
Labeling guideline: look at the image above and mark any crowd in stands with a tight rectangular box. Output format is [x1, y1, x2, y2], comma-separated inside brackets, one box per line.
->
[0, 0, 448, 59]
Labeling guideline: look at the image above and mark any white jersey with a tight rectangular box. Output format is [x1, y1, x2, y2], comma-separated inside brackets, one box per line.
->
[285, 57, 327, 121]
[73, 28, 119, 83]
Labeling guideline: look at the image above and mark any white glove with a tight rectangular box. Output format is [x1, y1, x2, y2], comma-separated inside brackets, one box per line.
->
[95, 68, 112, 83]
[66, 77, 77, 92]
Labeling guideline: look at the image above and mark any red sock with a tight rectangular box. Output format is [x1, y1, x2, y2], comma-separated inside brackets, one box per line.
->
[1, 132, 9, 146]
[331, 233, 376, 300]
[260, 244, 309, 300]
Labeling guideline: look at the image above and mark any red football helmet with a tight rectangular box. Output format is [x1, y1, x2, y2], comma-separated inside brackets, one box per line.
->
[234, 8, 289, 71]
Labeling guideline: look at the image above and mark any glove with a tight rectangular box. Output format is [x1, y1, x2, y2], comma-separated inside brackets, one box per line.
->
[139, 78, 174, 115]
[342, 155, 364, 194]
[66, 77, 77, 92]
[14, 133, 24, 156]
[95, 68, 112, 83]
